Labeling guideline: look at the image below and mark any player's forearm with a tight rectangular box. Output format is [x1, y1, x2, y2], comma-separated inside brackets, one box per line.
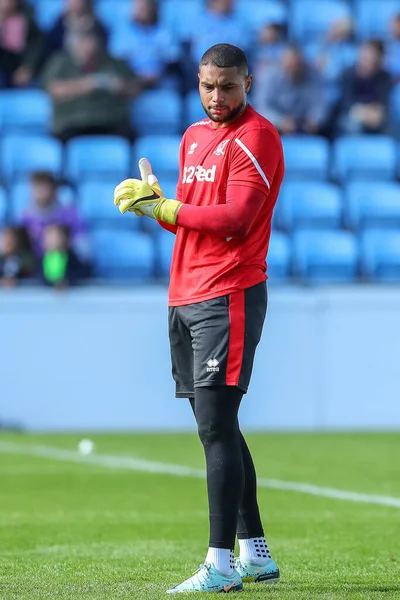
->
[175, 187, 266, 238]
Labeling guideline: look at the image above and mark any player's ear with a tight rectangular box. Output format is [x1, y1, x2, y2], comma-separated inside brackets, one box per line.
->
[245, 75, 252, 94]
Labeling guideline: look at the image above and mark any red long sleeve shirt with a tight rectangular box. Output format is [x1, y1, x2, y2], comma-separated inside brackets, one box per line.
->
[164, 105, 284, 306]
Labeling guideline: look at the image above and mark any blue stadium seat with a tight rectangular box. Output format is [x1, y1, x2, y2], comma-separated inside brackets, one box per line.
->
[0, 187, 7, 225]
[184, 90, 207, 129]
[133, 135, 181, 179]
[293, 229, 359, 282]
[390, 84, 400, 135]
[267, 231, 291, 281]
[96, 0, 131, 31]
[345, 181, 400, 230]
[160, 176, 178, 199]
[279, 181, 343, 230]
[272, 199, 280, 229]
[236, 1, 288, 32]
[131, 89, 182, 135]
[1, 134, 63, 180]
[304, 41, 357, 84]
[282, 136, 330, 180]
[78, 181, 139, 226]
[10, 181, 74, 221]
[65, 136, 131, 182]
[91, 228, 154, 280]
[34, 0, 63, 30]
[159, 0, 203, 41]
[157, 229, 175, 277]
[356, 0, 400, 40]
[0, 90, 51, 133]
[291, 0, 351, 41]
[361, 229, 400, 282]
[333, 136, 397, 182]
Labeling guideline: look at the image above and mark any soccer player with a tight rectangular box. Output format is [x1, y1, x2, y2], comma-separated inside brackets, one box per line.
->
[114, 43, 284, 594]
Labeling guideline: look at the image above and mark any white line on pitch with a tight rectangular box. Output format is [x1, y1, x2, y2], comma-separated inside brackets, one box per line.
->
[0, 441, 399, 509]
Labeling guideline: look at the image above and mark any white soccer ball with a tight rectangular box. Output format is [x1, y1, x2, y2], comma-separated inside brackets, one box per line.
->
[77, 438, 95, 456]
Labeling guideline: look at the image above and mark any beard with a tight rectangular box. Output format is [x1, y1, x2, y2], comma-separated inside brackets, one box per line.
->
[202, 100, 247, 124]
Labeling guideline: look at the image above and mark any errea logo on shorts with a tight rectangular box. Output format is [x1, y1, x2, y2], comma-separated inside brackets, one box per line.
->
[206, 358, 220, 372]
[183, 165, 216, 184]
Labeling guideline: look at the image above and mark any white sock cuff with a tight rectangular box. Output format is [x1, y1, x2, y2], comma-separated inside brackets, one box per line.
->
[238, 537, 271, 561]
[206, 547, 234, 575]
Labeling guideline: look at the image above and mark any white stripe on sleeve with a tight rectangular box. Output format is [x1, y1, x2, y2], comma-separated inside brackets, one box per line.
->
[234, 137, 270, 189]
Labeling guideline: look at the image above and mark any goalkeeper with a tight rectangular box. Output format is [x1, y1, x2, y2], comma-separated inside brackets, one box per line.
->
[114, 43, 284, 595]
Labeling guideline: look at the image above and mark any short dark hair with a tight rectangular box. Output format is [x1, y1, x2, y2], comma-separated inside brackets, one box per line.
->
[199, 43, 249, 76]
[30, 171, 57, 186]
[365, 39, 384, 56]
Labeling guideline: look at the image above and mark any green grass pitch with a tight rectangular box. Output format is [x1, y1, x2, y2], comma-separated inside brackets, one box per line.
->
[0, 432, 399, 599]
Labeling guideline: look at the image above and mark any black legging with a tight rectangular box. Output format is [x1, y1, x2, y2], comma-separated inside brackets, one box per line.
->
[190, 386, 264, 549]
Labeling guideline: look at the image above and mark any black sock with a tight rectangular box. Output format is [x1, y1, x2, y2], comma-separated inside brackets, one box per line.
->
[192, 386, 244, 549]
[236, 431, 264, 539]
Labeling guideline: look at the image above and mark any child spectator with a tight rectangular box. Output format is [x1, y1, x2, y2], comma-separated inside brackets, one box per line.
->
[0, 225, 36, 287]
[0, 0, 45, 87]
[41, 224, 91, 288]
[20, 171, 90, 261]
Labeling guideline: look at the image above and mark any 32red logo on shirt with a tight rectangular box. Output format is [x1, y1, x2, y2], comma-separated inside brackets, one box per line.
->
[182, 165, 217, 184]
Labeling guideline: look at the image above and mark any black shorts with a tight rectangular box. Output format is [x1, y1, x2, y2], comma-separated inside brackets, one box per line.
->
[168, 281, 267, 398]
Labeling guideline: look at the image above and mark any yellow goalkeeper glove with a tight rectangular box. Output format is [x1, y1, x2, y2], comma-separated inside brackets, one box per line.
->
[113, 158, 182, 225]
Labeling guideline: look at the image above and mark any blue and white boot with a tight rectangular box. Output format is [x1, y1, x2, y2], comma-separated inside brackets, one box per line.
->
[234, 557, 280, 584]
[166, 563, 243, 594]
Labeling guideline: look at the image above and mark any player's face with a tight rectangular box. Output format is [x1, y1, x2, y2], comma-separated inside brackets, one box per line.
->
[198, 65, 252, 128]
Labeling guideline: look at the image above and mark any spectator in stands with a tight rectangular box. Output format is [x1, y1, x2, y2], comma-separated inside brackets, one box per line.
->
[253, 23, 287, 73]
[47, 0, 108, 55]
[185, 0, 250, 88]
[0, 0, 45, 87]
[20, 171, 90, 261]
[41, 224, 91, 288]
[0, 225, 36, 287]
[42, 29, 142, 142]
[253, 45, 330, 135]
[337, 40, 392, 135]
[307, 18, 356, 93]
[385, 13, 400, 83]
[110, 0, 180, 89]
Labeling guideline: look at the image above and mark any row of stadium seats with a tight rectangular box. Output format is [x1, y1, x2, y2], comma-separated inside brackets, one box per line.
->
[0, 89, 205, 136]
[270, 229, 400, 283]
[3, 133, 400, 184]
[0, 134, 179, 183]
[2, 180, 400, 233]
[84, 227, 400, 283]
[278, 181, 400, 230]
[3, 88, 400, 138]
[26, 0, 287, 35]
[24, 0, 400, 42]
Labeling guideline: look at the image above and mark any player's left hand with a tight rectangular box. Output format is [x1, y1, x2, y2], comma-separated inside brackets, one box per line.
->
[113, 158, 182, 225]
